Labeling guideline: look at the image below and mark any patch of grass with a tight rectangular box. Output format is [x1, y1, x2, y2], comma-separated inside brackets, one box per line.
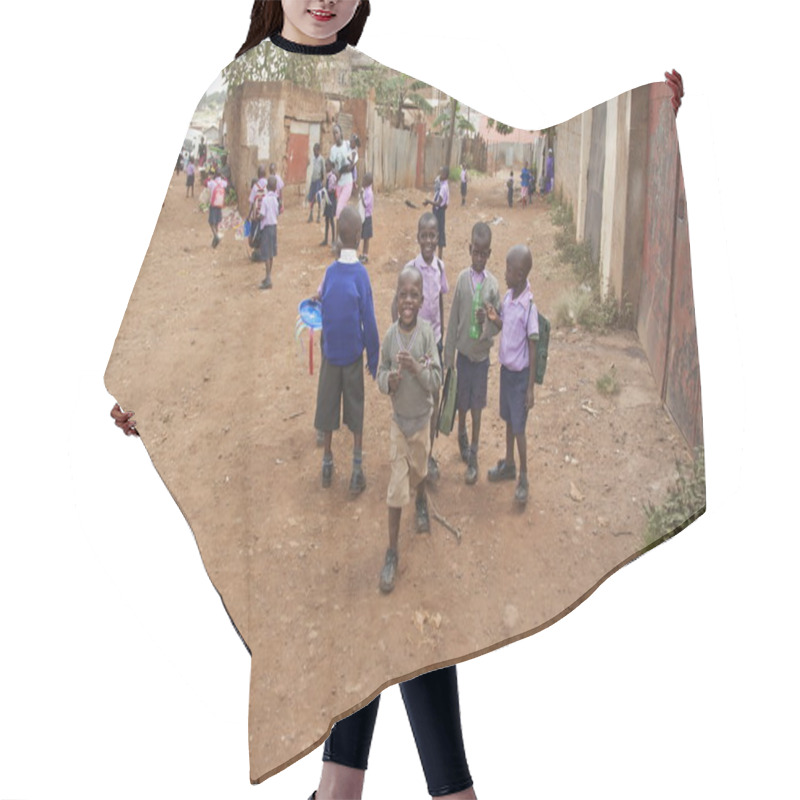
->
[554, 286, 594, 327]
[554, 284, 633, 332]
[561, 239, 595, 282]
[551, 202, 573, 228]
[596, 367, 620, 396]
[592, 291, 634, 330]
[549, 201, 634, 331]
[643, 448, 706, 546]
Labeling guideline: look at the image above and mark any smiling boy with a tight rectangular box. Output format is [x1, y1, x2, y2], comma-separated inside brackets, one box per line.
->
[400, 212, 448, 481]
[377, 265, 442, 593]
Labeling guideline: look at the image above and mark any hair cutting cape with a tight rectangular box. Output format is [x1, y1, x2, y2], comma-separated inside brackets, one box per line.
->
[106, 37, 704, 783]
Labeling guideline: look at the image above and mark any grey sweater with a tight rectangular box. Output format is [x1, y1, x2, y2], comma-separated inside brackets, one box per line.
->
[377, 319, 442, 436]
[443, 269, 501, 369]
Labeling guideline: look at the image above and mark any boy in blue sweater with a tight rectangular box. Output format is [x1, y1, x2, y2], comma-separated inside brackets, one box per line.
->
[313, 206, 380, 495]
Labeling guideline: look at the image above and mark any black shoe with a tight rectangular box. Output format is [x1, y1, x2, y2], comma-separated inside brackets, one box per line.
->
[259, 277, 272, 290]
[415, 493, 430, 533]
[349, 467, 366, 496]
[458, 430, 470, 463]
[427, 455, 440, 483]
[318, 240, 328, 247]
[321, 461, 333, 488]
[514, 474, 529, 505]
[488, 459, 516, 482]
[465, 452, 478, 485]
[379, 548, 398, 593]
[211, 234, 220, 248]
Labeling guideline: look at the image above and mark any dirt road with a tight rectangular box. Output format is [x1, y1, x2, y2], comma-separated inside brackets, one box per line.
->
[105, 170, 694, 780]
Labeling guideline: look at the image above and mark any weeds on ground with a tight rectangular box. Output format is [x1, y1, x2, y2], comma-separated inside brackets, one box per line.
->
[550, 200, 633, 331]
[554, 285, 633, 331]
[554, 286, 593, 327]
[551, 202, 573, 228]
[596, 367, 620, 396]
[643, 448, 706, 546]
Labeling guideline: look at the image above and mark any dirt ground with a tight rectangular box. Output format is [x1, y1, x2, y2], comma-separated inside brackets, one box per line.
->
[105, 170, 695, 781]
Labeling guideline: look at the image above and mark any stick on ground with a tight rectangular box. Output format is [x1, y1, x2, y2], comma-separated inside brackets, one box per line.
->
[427, 495, 462, 542]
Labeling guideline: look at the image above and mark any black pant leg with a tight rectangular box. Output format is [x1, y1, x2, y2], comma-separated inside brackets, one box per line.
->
[400, 666, 474, 797]
[322, 695, 381, 771]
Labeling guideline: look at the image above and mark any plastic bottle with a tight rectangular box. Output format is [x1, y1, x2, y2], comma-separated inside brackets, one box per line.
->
[469, 282, 483, 339]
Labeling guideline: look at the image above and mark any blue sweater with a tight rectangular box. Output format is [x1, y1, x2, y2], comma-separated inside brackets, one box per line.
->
[320, 260, 380, 377]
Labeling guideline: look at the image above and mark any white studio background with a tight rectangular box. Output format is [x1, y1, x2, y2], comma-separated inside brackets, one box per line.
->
[1, 1, 796, 798]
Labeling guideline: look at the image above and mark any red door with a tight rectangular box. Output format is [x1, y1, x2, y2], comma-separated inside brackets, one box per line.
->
[286, 133, 310, 185]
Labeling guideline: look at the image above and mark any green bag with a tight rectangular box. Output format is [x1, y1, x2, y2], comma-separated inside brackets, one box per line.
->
[437, 367, 458, 435]
[535, 311, 550, 385]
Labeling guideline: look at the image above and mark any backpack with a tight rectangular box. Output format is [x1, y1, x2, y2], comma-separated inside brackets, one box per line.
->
[520, 298, 550, 384]
[534, 310, 550, 385]
[247, 182, 267, 248]
[211, 181, 226, 208]
[249, 182, 267, 221]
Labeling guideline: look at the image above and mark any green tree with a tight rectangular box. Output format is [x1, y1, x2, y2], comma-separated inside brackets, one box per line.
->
[222, 47, 319, 90]
[487, 118, 515, 135]
[434, 98, 476, 168]
[349, 65, 432, 128]
[433, 99, 476, 137]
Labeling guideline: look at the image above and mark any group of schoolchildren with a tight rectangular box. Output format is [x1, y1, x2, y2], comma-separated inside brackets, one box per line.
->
[313, 127, 374, 263]
[311, 202, 540, 595]
[243, 125, 375, 291]
[505, 152, 555, 207]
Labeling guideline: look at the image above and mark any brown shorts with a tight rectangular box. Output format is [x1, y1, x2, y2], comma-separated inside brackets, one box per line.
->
[314, 354, 365, 434]
[387, 419, 431, 508]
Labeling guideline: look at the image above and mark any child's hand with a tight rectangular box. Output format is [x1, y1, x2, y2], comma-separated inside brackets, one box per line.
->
[110, 403, 139, 436]
[388, 370, 401, 393]
[397, 350, 420, 375]
[526, 385, 535, 410]
[309, 292, 321, 303]
[485, 303, 499, 323]
[475, 306, 486, 325]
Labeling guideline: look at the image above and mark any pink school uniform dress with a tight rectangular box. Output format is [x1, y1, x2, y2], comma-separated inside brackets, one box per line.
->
[361, 184, 373, 242]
